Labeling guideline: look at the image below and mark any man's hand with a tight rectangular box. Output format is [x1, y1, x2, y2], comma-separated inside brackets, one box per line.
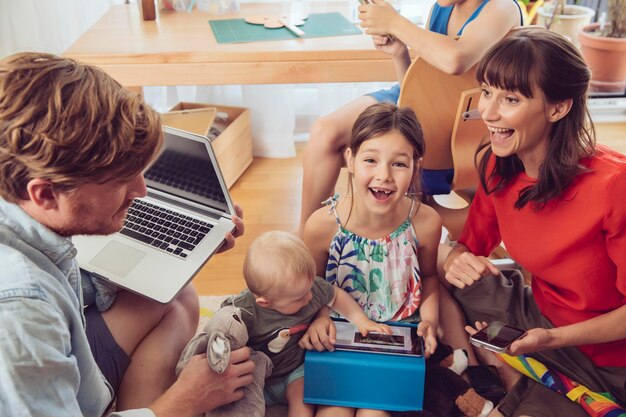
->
[299, 313, 336, 352]
[417, 320, 438, 358]
[445, 251, 499, 289]
[150, 347, 255, 417]
[217, 203, 244, 254]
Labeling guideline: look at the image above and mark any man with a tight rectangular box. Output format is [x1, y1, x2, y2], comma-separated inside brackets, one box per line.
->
[0, 52, 254, 417]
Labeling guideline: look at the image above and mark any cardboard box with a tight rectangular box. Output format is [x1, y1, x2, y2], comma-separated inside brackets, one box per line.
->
[164, 102, 253, 189]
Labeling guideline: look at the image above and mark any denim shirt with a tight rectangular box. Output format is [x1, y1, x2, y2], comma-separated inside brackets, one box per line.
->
[0, 199, 155, 417]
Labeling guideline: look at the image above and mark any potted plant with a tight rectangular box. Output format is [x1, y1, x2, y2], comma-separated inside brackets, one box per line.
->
[536, 0, 595, 47]
[517, 0, 545, 25]
[579, 0, 626, 92]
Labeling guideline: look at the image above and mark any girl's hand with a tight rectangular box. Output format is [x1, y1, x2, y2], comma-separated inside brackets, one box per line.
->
[417, 320, 438, 358]
[372, 34, 407, 58]
[445, 251, 499, 289]
[299, 315, 336, 352]
[354, 319, 393, 336]
[358, 0, 399, 37]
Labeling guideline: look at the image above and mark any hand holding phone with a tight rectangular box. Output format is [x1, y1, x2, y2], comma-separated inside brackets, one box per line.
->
[469, 321, 527, 353]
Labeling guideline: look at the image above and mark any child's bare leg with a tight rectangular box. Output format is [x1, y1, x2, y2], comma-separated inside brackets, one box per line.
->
[438, 284, 479, 365]
[356, 409, 390, 417]
[285, 377, 315, 417]
[316, 405, 356, 417]
[299, 96, 377, 236]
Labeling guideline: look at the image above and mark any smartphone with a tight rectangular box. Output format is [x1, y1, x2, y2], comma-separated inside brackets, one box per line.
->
[469, 321, 527, 353]
[466, 365, 506, 404]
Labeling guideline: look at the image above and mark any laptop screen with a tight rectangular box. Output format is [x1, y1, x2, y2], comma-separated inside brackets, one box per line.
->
[144, 129, 229, 213]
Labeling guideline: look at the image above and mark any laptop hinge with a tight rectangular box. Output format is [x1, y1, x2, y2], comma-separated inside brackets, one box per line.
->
[145, 191, 221, 220]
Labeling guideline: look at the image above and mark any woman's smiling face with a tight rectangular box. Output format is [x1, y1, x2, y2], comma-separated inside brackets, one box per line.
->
[478, 82, 561, 178]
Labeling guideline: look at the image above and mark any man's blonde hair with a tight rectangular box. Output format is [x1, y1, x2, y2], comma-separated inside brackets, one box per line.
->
[0, 52, 163, 203]
[243, 231, 316, 296]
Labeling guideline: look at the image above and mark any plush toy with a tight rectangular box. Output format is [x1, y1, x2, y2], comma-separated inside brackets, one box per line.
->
[424, 343, 494, 417]
[176, 305, 274, 417]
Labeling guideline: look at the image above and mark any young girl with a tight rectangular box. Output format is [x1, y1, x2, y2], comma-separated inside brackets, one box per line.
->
[298, 0, 524, 235]
[303, 103, 492, 417]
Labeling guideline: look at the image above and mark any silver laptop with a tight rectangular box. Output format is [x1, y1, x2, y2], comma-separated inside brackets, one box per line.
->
[74, 126, 236, 303]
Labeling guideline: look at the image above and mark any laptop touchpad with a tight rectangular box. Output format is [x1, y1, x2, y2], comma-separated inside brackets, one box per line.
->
[90, 241, 146, 278]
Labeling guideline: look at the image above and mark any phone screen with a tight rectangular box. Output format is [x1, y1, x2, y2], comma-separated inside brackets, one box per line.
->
[471, 322, 526, 349]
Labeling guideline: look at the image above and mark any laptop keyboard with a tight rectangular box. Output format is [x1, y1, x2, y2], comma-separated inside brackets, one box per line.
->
[119, 200, 213, 259]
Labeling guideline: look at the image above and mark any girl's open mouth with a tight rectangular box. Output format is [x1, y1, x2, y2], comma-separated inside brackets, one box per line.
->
[369, 187, 394, 201]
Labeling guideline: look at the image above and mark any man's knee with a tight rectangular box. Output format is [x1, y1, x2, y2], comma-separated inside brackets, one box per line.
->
[172, 284, 199, 328]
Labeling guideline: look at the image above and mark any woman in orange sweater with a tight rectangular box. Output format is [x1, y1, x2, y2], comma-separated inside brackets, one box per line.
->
[443, 28, 626, 417]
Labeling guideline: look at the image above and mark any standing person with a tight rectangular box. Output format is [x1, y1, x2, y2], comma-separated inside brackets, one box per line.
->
[0, 52, 254, 417]
[443, 28, 626, 417]
[302, 103, 493, 417]
[220, 231, 391, 417]
[298, 0, 523, 236]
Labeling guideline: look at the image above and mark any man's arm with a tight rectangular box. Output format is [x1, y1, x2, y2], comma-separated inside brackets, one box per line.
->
[0, 298, 95, 417]
[147, 349, 254, 417]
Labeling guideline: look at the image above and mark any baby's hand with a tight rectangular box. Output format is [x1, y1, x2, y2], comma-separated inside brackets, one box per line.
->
[417, 320, 438, 358]
[355, 319, 393, 336]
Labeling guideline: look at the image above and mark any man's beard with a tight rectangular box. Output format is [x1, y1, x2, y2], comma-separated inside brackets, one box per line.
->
[53, 201, 130, 238]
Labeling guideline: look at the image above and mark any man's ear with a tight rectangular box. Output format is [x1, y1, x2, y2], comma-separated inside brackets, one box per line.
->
[345, 148, 355, 174]
[255, 296, 270, 308]
[547, 99, 573, 123]
[25, 179, 59, 210]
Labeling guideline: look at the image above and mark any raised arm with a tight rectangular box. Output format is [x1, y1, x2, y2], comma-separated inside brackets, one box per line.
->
[359, 0, 520, 75]
[330, 287, 392, 336]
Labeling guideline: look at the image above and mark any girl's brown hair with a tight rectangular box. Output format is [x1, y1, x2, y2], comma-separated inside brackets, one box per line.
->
[0, 52, 163, 203]
[475, 28, 595, 209]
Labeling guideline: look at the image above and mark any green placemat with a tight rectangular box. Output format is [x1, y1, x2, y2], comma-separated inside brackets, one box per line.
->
[210, 12, 362, 44]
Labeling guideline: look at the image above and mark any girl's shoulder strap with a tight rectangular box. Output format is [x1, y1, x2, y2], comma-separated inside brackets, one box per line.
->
[407, 196, 422, 220]
[321, 193, 342, 228]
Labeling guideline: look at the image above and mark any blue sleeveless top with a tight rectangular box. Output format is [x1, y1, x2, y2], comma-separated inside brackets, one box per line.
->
[429, 0, 524, 35]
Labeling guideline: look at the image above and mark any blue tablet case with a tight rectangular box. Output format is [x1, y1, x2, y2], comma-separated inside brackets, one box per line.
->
[303, 326, 425, 411]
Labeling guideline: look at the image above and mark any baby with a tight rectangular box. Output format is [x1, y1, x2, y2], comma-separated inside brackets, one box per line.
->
[228, 231, 390, 417]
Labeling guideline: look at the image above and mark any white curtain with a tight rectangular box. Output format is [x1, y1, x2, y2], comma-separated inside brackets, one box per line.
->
[0, 0, 430, 158]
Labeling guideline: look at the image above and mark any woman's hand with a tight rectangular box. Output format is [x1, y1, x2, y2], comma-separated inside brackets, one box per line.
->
[508, 328, 553, 356]
[418, 320, 438, 358]
[465, 321, 552, 356]
[445, 251, 499, 289]
[299, 314, 337, 352]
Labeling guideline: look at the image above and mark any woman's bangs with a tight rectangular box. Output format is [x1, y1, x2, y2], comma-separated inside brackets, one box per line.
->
[477, 41, 536, 98]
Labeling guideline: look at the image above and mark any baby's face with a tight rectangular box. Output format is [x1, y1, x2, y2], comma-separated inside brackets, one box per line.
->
[265, 276, 313, 315]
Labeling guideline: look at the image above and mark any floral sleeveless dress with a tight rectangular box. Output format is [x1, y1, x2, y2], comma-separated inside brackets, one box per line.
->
[323, 195, 422, 322]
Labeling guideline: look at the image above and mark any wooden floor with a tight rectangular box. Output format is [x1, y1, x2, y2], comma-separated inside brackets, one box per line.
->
[194, 122, 626, 296]
[194, 143, 306, 295]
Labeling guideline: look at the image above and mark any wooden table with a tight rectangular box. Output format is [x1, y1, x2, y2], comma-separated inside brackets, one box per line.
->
[63, 2, 398, 87]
